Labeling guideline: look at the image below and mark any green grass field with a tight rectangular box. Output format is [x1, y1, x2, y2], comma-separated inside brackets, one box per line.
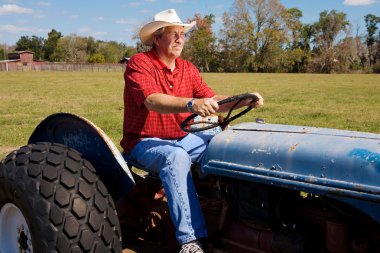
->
[1, 72, 379, 158]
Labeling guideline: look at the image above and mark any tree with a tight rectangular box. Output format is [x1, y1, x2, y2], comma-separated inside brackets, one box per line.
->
[124, 46, 137, 58]
[183, 14, 218, 72]
[334, 36, 360, 72]
[15, 36, 32, 51]
[219, 0, 255, 72]
[249, 0, 289, 72]
[283, 8, 310, 72]
[53, 34, 88, 63]
[15, 35, 45, 60]
[0, 47, 5, 60]
[44, 29, 62, 61]
[0, 44, 15, 60]
[285, 8, 303, 49]
[313, 10, 350, 49]
[97, 41, 127, 63]
[364, 14, 380, 66]
[311, 10, 350, 73]
[85, 36, 98, 56]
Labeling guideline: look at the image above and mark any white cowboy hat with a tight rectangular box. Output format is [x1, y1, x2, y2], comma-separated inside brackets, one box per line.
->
[139, 9, 196, 46]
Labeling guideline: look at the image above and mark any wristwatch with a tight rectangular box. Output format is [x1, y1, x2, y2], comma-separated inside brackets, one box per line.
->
[186, 98, 196, 113]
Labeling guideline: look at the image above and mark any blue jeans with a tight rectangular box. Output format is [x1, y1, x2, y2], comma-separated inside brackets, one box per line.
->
[124, 133, 214, 244]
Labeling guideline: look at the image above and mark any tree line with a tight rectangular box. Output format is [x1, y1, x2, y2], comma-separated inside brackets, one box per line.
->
[1, 0, 379, 73]
[0, 29, 137, 64]
[181, 0, 380, 73]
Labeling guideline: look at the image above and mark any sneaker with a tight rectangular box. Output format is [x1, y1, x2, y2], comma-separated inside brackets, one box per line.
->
[179, 240, 204, 253]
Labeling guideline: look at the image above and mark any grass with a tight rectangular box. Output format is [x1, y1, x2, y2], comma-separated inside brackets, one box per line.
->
[203, 73, 380, 133]
[1, 71, 379, 158]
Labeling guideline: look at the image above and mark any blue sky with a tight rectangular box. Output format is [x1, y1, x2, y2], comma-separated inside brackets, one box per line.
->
[0, 0, 379, 46]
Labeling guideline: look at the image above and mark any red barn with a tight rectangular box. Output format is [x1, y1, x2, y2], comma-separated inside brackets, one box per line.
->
[0, 51, 40, 71]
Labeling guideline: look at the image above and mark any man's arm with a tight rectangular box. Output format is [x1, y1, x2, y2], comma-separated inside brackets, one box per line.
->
[144, 93, 219, 116]
[145, 92, 263, 116]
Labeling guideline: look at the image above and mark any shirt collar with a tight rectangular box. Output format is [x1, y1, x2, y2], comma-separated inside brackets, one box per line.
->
[147, 48, 181, 72]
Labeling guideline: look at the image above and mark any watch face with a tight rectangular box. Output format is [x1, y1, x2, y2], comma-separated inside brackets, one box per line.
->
[187, 101, 192, 111]
[187, 99, 195, 112]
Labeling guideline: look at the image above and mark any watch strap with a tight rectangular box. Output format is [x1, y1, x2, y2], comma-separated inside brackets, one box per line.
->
[186, 98, 196, 113]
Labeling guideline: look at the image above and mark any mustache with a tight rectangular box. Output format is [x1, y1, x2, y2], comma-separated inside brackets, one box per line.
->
[173, 42, 183, 47]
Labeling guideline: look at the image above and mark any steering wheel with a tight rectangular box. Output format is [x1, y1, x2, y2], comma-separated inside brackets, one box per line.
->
[181, 93, 259, 133]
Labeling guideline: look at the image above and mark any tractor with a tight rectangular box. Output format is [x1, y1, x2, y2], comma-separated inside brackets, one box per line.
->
[1, 94, 379, 253]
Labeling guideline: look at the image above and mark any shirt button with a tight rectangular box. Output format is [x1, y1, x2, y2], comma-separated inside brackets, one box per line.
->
[169, 85, 173, 89]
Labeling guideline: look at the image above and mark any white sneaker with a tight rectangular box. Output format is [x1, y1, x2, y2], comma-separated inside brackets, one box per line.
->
[179, 240, 204, 253]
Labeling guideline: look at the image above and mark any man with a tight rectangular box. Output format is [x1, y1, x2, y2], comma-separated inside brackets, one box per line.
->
[121, 9, 263, 253]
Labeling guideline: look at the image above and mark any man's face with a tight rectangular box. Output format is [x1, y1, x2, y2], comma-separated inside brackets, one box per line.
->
[155, 26, 186, 59]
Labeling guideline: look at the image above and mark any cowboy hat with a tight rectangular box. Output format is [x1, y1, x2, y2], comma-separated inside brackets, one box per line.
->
[139, 9, 196, 46]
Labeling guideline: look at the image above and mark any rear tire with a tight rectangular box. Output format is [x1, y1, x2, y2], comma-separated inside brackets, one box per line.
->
[0, 142, 122, 252]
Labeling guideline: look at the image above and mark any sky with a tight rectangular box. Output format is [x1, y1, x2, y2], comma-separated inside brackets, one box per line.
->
[0, 0, 379, 47]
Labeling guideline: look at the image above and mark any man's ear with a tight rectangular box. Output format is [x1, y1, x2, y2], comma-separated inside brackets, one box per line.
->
[152, 35, 159, 46]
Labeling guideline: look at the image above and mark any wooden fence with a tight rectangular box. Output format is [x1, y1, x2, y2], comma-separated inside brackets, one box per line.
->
[0, 62, 126, 72]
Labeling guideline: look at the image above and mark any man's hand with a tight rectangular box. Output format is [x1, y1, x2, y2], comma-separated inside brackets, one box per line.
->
[248, 92, 264, 108]
[211, 93, 264, 113]
[192, 98, 219, 117]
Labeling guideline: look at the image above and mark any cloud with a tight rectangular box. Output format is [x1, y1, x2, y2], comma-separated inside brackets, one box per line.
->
[343, 0, 377, 5]
[33, 10, 45, 19]
[0, 24, 47, 33]
[93, 31, 108, 36]
[140, 9, 153, 14]
[69, 14, 80, 20]
[15, 19, 28, 24]
[0, 4, 33, 15]
[76, 27, 108, 37]
[36, 2, 51, 7]
[129, 2, 141, 7]
[116, 18, 138, 25]
[96, 16, 104, 21]
[77, 27, 91, 34]
[4, 0, 19, 4]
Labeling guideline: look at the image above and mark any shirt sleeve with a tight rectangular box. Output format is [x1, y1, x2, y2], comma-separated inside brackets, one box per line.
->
[124, 53, 161, 107]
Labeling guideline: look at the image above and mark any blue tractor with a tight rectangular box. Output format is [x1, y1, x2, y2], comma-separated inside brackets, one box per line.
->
[1, 94, 379, 253]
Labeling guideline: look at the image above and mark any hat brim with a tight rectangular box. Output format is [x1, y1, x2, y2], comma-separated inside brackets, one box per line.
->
[139, 20, 196, 46]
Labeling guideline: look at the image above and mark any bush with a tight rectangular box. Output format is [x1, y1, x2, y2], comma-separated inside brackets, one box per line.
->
[88, 53, 106, 63]
[372, 62, 380, 73]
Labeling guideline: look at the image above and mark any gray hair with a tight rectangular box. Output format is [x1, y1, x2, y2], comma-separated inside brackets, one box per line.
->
[152, 27, 166, 48]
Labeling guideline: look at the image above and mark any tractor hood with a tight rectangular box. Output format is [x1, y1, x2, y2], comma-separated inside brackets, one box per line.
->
[202, 122, 380, 222]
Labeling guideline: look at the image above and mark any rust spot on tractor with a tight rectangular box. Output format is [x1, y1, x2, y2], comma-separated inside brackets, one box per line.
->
[288, 144, 299, 153]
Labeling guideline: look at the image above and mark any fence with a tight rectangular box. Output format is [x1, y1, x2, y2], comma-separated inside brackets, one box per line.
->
[0, 62, 126, 72]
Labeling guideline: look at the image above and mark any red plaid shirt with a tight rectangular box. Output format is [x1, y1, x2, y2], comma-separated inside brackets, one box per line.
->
[120, 49, 215, 152]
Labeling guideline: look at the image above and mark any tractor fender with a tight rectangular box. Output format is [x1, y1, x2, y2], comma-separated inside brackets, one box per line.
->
[28, 112, 135, 201]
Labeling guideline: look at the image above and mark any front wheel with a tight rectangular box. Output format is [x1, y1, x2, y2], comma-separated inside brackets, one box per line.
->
[0, 142, 122, 252]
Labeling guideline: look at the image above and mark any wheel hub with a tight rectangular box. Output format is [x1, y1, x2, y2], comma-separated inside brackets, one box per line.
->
[0, 203, 33, 252]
